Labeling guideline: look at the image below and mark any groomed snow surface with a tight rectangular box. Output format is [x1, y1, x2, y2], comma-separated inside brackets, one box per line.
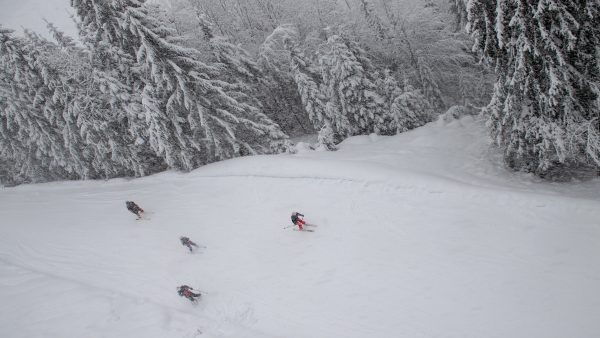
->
[1, 116, 599, 338]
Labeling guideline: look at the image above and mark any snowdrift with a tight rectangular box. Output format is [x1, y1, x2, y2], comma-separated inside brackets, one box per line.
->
[1, 116, 599, 338]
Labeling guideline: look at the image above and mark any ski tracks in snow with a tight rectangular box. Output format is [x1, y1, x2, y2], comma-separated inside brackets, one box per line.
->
[1, 116, 600, 337]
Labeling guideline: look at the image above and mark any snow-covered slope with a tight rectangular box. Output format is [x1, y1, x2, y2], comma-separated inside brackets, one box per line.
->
[1, 116, 599, 338]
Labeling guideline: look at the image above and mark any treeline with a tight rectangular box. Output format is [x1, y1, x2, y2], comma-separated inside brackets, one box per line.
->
[1, 0, 488, 185]
[452, 0, 600, 178]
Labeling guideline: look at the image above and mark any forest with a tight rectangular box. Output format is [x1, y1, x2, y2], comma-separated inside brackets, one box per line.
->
[0, 0, 598, 185]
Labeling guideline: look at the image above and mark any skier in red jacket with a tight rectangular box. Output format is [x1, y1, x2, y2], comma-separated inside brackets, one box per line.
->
[291, 211, 305, 231]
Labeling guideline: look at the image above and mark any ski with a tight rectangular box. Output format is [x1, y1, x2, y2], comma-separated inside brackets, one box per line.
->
[137, 211, 153, 220]
[293, 228, 314, 232]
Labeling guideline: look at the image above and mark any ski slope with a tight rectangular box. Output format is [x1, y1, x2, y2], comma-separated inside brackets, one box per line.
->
[1, 115, 599, 338]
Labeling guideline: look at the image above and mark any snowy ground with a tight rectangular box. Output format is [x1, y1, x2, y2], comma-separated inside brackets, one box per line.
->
[1, 115, 599, 338]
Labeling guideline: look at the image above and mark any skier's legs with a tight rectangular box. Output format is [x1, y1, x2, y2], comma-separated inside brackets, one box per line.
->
[295, 219, 305, 230]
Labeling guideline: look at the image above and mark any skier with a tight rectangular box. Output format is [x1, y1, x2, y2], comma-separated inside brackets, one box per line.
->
[180, 236, 199, 252]
[291, 211, 306, 231]
[177, 285, 201, 302]
[125, 201, 144, 219]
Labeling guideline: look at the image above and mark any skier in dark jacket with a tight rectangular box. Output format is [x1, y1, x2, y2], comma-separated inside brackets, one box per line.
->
[291, 211, 305, 231]
[126, 201, 144, 219]
[177, 285, 201, 302]
[180, 236, 199, 252]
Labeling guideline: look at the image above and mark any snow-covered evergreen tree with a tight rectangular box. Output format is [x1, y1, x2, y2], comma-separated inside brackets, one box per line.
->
[0, 24, 156, 184]
[318, 34, 388, 141]
[198, 15, 310, 137]
[285, 36, 334, 148]
[449, 0, 468, 31]
[392, 83, 434, 132]
[0, 28, 74, 183]
[70, 0, 162, 177]
[24, 29, 96, 178]
[44, 21, 164, 179]
[416, 56, 445, 111]
[44, 20, 78, 49]
[378, 69, 434, 133]
[377, 69, 402, 105]
[359, 0, 387, 41]
[71, 0, 291, 170]
[288, 46, 326, 129]
[196, 12, 262, 83]
[468, 0, 600, 176]
[258, 24, 313, 136]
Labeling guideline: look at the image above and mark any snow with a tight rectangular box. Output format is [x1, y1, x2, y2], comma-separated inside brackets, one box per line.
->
[1, 115, 599, 338]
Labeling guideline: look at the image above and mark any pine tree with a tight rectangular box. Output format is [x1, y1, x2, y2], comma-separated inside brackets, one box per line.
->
[392, 83, 434, 132]
[71, 0, 291, 170]
[0, 46, 22, 185]
[71, 66, 161, 178]
[1, 25, 154, 184]
[416, 56, 445, 111]
[0, 28, 74, 183]
[449, 0, 468, 31]
[26, 29, 97, 178]
[44, 21, 162, 179]
[44, 20, 78, 49]
[468, 0, 600, 176]
[378, 69, 434, 133]
[71, 0, 162, 177]
[198, 14, 309, 137]
[318, 34, 388, 141]
[286, 37, 334, 148]
[359, 0, 387, 41]
[258, 24, 313, 136]
[196, 13, 262, 83]
[340, 35, 397, 135]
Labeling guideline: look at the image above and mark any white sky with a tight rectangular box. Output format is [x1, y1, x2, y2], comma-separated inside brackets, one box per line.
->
[0, 0, 169, 40]
[0, 0, 78, 39]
